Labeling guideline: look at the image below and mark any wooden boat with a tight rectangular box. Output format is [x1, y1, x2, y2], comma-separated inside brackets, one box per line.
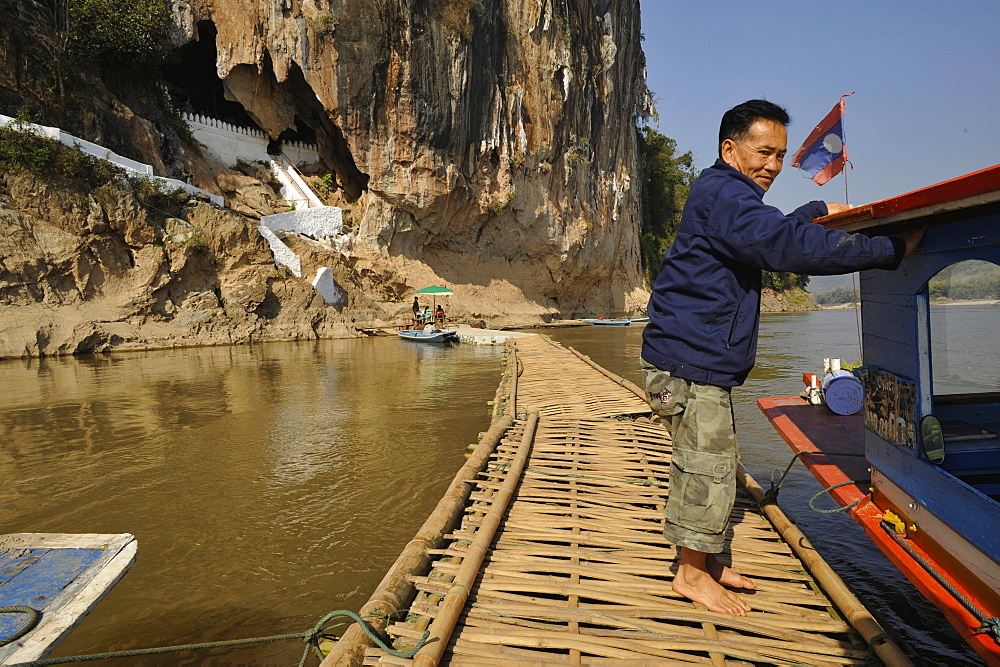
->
[396, 329, 458, 343]
[581, 318, 631, 326]
[759, 164, 1000, 664]
[0, 533, 137, 663]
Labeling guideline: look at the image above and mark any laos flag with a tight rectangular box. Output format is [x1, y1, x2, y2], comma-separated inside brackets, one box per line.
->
[792, 98, 848, 185]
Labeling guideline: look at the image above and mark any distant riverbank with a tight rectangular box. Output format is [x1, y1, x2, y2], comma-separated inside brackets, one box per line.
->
[822, 298, 999, 309]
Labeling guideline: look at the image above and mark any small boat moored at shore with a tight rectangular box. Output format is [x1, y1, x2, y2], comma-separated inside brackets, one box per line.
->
[396, 329, 458, 343]
[0, 533, 137, 663]
[581, 318, 631, 326]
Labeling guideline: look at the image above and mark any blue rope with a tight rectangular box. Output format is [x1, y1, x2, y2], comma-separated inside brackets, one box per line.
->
[864, 631, 889, 663]
[11, 609, 430, 665]
[765, 449, 866, 505]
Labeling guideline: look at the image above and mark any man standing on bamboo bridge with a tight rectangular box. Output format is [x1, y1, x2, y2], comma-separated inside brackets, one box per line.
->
[640, 99, 925, 616]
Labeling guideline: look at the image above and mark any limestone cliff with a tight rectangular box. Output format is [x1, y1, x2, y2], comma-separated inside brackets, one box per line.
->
[0, 171, 363, 358]
[0, 0, 655, 358]
[176, 0, 655, 321]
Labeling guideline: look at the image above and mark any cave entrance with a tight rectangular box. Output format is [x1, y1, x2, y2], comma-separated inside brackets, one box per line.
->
[162, 21, 316, 146]
[163, 21, 253, 127]
[162, 20, 365, 201]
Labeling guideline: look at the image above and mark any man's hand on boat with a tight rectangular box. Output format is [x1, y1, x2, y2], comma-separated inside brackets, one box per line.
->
[896, 223, 929, 258]
[826, 202, 928, 259]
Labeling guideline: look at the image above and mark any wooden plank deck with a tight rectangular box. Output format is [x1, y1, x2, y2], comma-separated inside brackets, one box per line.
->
[329, 336, 907, 665]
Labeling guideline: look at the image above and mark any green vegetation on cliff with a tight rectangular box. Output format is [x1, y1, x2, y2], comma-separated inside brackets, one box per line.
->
[0, 116, 121, 189]
[8, 0, 170, 97]
[2, 0, 185, 167]
[637, 126, 696, 286]
[0, 120, 189, 224]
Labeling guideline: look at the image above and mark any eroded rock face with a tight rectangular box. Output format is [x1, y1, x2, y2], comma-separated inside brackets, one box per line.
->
[180, 0, 654, 318]
[0, 172, 363, 358]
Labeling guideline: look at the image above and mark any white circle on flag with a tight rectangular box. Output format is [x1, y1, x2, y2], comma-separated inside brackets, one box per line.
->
[823, 132, 843, 154]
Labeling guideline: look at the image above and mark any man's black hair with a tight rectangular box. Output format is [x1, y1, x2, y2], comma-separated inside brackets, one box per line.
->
[718, 99, 790, 157]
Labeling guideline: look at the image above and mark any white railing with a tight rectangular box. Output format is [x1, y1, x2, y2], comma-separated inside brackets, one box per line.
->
[270, 155, 325, 210]
[180, 112, 320, 169]
[0, 112, 347, 298]
[0, 113, 223, 206]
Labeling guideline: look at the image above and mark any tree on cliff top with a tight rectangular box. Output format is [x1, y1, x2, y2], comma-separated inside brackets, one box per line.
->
[5, 0, 171, 119]
[637, 126, 696, 287]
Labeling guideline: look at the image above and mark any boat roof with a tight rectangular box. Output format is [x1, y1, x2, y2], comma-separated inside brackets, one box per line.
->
[816, 163, 1000, 232]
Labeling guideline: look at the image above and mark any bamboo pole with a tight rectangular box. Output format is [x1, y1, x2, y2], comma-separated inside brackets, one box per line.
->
[491, 344, 517, 423]
[564, 344, 647, 398]
[320, 414, 514, 666]
[411, 412, 540, 666]
[737, 465, 913, 667]
[509, 343, 518, 419]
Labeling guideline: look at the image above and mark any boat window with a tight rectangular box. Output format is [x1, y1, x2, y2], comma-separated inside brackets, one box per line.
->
[928, 260, 1000, 489]
[929, 260, 1000, 396]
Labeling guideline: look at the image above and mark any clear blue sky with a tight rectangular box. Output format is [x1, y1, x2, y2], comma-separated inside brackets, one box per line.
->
[638, 1, 1000, 214]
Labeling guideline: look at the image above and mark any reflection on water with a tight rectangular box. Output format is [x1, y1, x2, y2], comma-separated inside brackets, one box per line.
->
[1, 309, 989, 664]
[931, 303, 1000, 394]
[547, 308, 984, 665]
[0, 339, 502, 664]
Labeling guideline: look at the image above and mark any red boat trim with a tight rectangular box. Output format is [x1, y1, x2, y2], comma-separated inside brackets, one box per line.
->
[758, 395, 1000, 663]
[812, 163, 1000, 232]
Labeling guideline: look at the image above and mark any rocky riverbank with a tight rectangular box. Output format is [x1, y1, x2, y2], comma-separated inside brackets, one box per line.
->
[0, 171, 371, 359]
[0, 160, 815, 359]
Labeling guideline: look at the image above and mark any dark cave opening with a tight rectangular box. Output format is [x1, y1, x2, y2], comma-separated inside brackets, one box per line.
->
[162, 21, 316, 146]
[163, 21, 254, 127]
[161, 20, 365, 199]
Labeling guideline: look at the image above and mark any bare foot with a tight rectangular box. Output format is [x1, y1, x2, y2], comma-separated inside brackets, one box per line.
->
[673, 561, 752, 616]
[706, 553, 756, 590]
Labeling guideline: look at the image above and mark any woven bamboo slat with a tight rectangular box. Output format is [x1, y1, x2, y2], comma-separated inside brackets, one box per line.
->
[342, 336, 910, 665]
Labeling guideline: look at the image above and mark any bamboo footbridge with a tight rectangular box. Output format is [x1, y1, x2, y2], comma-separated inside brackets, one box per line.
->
[324, 336, 912, 666]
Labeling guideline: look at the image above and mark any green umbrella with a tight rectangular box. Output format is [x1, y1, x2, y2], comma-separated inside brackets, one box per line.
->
[413, 286, 454, 295]
[412, 286, 453, 311]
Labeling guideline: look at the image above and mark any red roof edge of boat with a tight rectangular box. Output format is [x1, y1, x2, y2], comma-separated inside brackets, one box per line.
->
[814, 163, 1000, 231]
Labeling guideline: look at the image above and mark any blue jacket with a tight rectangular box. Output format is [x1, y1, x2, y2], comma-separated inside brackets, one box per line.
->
[642, 159, 902, 387]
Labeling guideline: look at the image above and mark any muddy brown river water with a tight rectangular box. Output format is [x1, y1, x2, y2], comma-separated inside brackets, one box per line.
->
[2, 306, 993, 664]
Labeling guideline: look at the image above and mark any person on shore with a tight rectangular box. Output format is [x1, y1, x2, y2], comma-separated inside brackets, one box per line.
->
[641, 99, 926, 617]
[434, 305, 446, 325]
[412, 297, 421, 323]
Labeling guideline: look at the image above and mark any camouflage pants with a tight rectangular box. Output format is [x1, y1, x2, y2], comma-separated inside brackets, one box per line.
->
[641, 358, 737, 554]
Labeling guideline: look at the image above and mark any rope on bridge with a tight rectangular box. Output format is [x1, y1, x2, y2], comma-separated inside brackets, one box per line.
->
[6, 609, 428, 666]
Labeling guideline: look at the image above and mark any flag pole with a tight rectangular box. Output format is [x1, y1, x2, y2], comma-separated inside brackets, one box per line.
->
[843, 159, 849, 206]
[840, 92, 854, 206]
[838, 92, 861, 361]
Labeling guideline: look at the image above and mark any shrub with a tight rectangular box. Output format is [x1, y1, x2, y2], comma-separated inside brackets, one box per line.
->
[312, 174, 337, 203]
[316, 12, 339, 34]
[438, 0, 480, 39]
[130, 176, 190, 220]
[68, 0, 171, 69]
[0, 122, 123, 190]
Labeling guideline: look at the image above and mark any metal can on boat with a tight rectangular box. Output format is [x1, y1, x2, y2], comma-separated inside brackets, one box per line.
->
[821, 370, 864, 415]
